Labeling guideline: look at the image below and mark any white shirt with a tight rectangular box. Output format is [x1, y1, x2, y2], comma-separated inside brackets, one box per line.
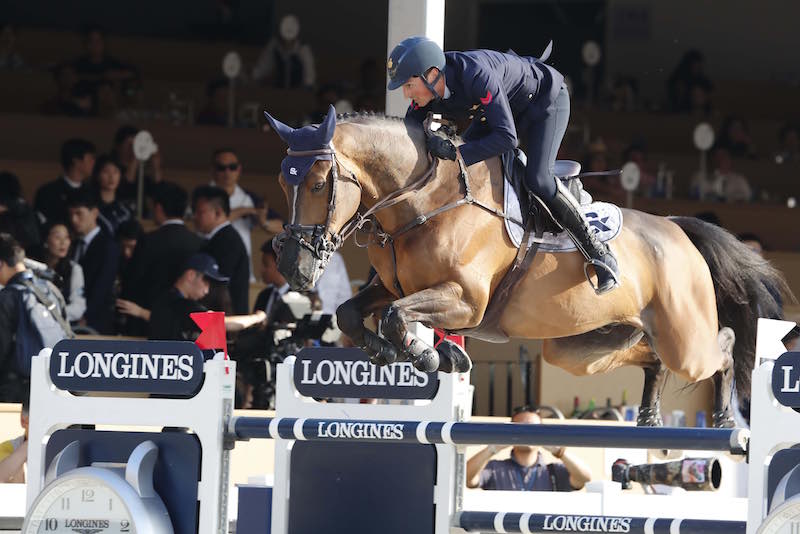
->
[62, 175, 83, 189]
[65, 260, 86, 322]
[315, 252, 352, 315]
[160, 218, 184, 227]
[211, 183, 256, 282]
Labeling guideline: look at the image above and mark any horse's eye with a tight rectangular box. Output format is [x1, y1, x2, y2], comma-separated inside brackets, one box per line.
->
[312, 181, 325, 192]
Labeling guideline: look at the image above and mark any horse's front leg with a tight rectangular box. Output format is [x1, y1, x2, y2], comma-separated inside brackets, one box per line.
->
[336, 277, 398, 365]
[381, 282, 474, 373]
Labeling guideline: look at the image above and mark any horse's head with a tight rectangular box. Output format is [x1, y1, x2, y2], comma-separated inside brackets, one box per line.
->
[264, 105, 362, 290]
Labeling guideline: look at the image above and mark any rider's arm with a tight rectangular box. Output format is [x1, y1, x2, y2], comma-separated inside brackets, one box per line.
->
[458, 71, 518, 166]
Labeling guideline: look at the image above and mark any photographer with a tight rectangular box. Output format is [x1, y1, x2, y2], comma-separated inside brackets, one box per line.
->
[0, 233, 72, 402]
[116, 252, 265, 341]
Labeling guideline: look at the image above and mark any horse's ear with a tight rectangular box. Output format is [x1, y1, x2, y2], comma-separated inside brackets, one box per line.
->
[319, 104, 336, 145]
[264, 111, 294, 144]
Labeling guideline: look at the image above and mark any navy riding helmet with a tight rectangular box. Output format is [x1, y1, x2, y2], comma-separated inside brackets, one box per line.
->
[387, 36, 446, 94]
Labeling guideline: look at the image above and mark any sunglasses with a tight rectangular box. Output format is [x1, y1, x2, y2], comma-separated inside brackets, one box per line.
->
[215, 162, 240, 172]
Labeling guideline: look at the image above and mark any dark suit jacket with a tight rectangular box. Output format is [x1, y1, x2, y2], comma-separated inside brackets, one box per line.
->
[123, 222, 204, 308]
[77, 228, 120, 334]
[34, 177, 86, 224]
[204, 223, 250, 315]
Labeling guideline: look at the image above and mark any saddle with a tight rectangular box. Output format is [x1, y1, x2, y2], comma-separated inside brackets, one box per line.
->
[501, 150, 622, 251]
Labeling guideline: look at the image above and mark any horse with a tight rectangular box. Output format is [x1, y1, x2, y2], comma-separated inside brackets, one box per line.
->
[263, 105, 788, 427]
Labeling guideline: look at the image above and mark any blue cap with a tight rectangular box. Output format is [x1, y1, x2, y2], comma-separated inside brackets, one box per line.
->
[184, 253, 229, 283]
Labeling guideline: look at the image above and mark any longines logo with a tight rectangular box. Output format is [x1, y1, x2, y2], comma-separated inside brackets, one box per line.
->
[299, 358, 429, 388]
[542, 515, 631, 533]
[64, 518, 109, 532]
[294, 347, 439, 400]
[57, 351, 194, 381]
[316, 421, 404, 440]
[50, 339, 205, 396]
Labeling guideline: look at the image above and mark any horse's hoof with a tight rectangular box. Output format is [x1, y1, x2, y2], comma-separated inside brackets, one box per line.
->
[712, 410, 736, 428]
[437, 340, 472, 373]
[411, 348, 440, 373]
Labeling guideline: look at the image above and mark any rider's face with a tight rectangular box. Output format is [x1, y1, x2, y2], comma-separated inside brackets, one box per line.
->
[402, 69, 441, 107]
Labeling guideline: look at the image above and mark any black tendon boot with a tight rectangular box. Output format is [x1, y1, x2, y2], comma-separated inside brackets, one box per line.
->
[546, 180, 621, 294]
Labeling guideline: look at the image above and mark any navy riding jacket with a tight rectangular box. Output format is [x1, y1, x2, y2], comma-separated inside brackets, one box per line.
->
[406, 49, 564, 167]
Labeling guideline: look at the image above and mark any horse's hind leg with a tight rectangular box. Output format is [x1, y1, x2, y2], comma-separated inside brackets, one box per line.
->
[381, 282, 475, 373]
[638, 362, 667, 427]
[711, 327, 736, 428]
[336, 278, 398, 365]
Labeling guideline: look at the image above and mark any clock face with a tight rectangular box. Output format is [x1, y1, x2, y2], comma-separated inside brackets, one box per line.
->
[25, 476, 135, 534]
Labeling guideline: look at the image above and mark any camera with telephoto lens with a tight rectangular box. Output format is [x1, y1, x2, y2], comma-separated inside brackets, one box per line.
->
[612, 457, 722, 491]
[231, 290, 335, 409]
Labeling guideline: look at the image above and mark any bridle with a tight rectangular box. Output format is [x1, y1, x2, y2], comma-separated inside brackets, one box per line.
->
[274, 145, 438, 269]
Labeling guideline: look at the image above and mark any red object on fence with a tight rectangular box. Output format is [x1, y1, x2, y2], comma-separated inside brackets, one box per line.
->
[434, 328, 465, 349]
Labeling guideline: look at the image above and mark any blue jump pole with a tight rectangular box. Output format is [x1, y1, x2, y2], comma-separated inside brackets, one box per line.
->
[456, 511, 746, 534]
[231, 416, 749, 455]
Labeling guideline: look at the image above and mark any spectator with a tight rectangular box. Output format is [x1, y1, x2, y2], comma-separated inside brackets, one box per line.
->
[121, 182, 203, 334]
[209, 148, 276, 281]
[0, 233, 70, 402]
[252, 14, 316, 90]
[691, 146, 752, 203]
[148, 253, 230, 341]
[110, 125, 163, 212]
[775, 122, 800, 165]
[41, 63, 88, 117]
[34, 138, 95, 225]
[466, 407, 592, 491]
[71, 24, 138, 94]
[0, 23, 24, 70]
[254, 241, 290, 320]
[315, 251, 351, 316]
[39, 221, 86, 323]
[91, 155, 132, 235]
[197, 78, 229, 126]
[67, 189, 119, 334]
[718, 115, 757, 159]
[117, 253, 265, 341]
[580, 138, 619, 199]
[622, 142, 656, 196]
[666, 49, 713, 114]
[304, 83, 342, 126]
[112, 219, 142, 334]
[609, 75, 638, 113]
[0, 171, 41, 256]
[0, 397, 28, 483]
[193, 186, 250, 314]
[355, 58, 385, 112]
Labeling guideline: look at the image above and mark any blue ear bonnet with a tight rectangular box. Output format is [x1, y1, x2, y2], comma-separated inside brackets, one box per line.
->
[264, 105, 336, 186]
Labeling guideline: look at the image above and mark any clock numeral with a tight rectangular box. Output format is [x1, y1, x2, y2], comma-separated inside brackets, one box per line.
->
[60, 497, 70, 510]
[792, 521, 800, 534]
[81, 488, 95, 502]
[44, 518, 58, 531]
[121, 519, 131, 532]
[109, 498, 113, 511]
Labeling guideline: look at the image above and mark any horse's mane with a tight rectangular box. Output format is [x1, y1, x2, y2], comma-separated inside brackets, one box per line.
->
[335, 111, 461, 142]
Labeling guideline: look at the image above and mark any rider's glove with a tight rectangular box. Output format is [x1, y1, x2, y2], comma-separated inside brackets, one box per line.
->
[426, 135, 457, 161]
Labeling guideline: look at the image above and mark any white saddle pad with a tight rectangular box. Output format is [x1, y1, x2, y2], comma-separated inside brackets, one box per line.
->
[503, 180, 623, 252]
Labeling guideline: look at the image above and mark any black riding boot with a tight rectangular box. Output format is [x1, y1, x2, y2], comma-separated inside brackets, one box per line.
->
[545, 180, 621, 294]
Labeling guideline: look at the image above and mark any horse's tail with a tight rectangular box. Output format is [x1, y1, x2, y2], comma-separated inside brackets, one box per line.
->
[669, 216, 792, 410]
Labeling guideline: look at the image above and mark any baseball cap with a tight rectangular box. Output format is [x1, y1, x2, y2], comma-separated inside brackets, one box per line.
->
[184, 253, 229, 283]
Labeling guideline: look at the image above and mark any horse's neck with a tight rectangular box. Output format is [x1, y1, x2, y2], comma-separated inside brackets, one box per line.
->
[339, 123, 450, 233]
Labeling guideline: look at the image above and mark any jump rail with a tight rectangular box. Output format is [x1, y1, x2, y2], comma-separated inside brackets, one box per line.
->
[455, 511, 746, 534]
[230, 416, 750, 455]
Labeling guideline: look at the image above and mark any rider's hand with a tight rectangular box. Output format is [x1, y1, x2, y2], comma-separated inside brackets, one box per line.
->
[426, 135, 457, 161]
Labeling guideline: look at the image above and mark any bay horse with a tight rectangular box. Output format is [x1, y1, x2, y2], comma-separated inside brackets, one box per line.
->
[264, 105, 788, 427]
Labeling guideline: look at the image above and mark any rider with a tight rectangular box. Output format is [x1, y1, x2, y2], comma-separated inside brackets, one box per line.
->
[386, 36, 620, 294]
